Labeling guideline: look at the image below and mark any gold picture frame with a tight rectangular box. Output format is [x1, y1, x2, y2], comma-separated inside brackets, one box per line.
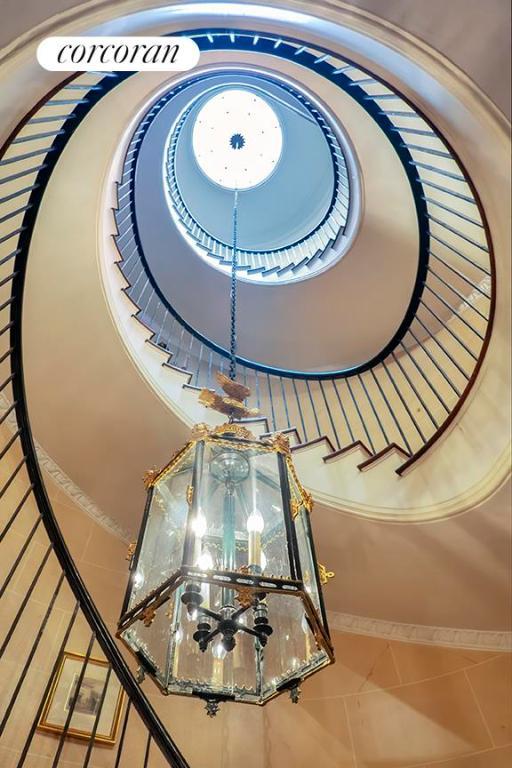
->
[37, 652, 124, 745]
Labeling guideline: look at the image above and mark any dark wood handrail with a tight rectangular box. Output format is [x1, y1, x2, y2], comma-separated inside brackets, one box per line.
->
[1, 72, 191, 768]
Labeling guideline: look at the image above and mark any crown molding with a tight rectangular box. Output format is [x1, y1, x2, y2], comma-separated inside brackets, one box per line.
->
[0, 393, 131, 543]
[328, 610, 512, 652]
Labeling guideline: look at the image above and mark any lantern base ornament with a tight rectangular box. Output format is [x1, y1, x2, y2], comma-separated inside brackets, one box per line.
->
[204, 698, 221, 718]
[117, 418, 334, 713]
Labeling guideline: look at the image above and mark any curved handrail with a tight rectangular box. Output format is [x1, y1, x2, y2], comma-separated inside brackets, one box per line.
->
[0, 71, 190, 767]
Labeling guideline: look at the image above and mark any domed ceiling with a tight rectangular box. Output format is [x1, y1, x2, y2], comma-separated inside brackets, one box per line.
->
[170, 74, 340, 253]
[132, 63, 420, 374]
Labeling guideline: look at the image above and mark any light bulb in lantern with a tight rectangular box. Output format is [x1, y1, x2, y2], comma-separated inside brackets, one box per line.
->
[247, 511, 264, 533]
[191, 513, 207, 564]
[197, 550, 214, 571]
[247, 510, 264, 570]
[191, 513, 207, 538]
[260, 551, 267, 571]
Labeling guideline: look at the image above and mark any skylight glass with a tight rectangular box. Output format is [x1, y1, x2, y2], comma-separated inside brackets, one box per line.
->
[192, 88, 283, 190]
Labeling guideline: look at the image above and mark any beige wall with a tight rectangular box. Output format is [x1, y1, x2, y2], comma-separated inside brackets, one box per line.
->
[1, 417, 511, 767]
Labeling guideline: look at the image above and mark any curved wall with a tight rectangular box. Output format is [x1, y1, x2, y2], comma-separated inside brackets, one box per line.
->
[1, 0, 510, 119]
[133, 55, 418, 372]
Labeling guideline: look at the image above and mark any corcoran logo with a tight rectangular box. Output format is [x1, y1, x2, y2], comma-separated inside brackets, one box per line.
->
[37, 36, 200, 71]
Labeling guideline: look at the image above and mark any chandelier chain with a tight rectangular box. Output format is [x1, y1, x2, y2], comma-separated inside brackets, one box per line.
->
[229, 188, 239, 382]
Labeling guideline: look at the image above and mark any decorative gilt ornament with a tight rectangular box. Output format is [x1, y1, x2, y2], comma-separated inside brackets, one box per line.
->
[317, 563, 335, 586]
[234, 565, 256, 608]
[267, 431, 291, 455]
[141, 604, 157, 627]
[126, 541, 137, 562]
[191, 423, 210, 440]
[186, 485, 194, 506]
[216, 371, 251, 401]
[199, 371, 260, 420]
[286, 455, 314, 514]
[143, 467, 159, 489]
[290, 499, 301, 520]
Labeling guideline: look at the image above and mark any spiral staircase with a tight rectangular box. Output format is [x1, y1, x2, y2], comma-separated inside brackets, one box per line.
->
[0, 2, 511, 767]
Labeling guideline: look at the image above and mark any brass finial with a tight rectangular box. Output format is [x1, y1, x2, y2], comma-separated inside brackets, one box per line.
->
[143, 467, 159, 489]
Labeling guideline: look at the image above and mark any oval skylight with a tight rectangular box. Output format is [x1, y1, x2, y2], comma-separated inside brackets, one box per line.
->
[192, 88, 283, 190]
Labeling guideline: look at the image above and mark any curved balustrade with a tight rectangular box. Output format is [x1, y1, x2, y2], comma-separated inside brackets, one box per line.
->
[0, 73, 190, 767]
[0, 23, 499, 768]
[165, 76, 351, 281]
[112, 30, 494, 471]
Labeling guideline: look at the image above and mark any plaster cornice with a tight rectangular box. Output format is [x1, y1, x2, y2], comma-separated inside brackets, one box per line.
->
[0, 393, 131, 542]
[328, 610, 512, 652]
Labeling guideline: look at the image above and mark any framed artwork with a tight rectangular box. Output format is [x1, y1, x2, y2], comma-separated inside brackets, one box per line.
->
[37, 652, 124, 745]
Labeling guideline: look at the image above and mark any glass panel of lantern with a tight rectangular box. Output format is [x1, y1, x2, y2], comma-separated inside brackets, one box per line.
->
[118, 429, 333, 706]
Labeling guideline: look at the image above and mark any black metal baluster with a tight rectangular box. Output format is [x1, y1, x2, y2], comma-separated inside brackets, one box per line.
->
[305, 380, 321, 438]
[0, 483, 33, 542]
[368, 368, 409, 452]
[332, 379, 355, 444]
[143, 732, 152, 768]
[380, 360, 423, 448]
[16, 603, 79, 768]
[280, 377, 291, 430]
[319, 380, 340, 449]
[0, 544, 53, 655]
[430, 232, 490, 275]
[0, 573, 65, 737]
[0, 456, 25, 498]
[428, 214, 488, 252]
[391, 350, 439, 428]
[408, 326, 464, 395]
[346, 378, 375, 452]
[419, 301, 478, 361]
[430, 251, 490, 298]
[357, 373, 389, 447]
[267, 374, 277, 432]
[292, 378, 308, 442]
[51, 632, 96, 767]
[428, 267, 488, 321]
[399, 341, 450, 415]
[0, 516, 41, 597]
[113, 700, 132, 768]
[82, 664, 114, 767]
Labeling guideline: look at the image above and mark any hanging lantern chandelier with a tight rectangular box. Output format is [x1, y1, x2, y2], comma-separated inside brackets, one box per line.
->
[118, 107, 334, 715]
